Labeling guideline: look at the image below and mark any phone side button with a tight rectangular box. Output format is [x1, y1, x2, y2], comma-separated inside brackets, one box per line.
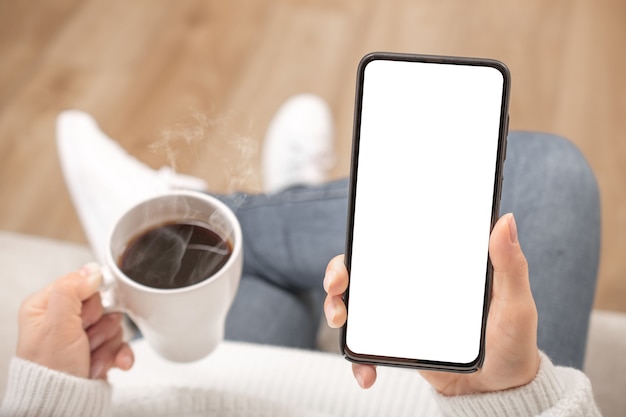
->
[504, 115, 510, 160]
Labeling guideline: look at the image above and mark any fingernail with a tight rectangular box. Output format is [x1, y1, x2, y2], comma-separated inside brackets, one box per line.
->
[79, 262, 102, 287]
[90, 360, 104, 379]
[508, 213, 518, 244]
[323, 269, 335, 292]
[119, 352, 134, 370]
[324, 301, 336, 325]
[355, 371, 366, 389]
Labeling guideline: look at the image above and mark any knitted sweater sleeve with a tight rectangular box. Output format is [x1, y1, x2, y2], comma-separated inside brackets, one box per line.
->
[0, 347, 602, 417]
[0, 356, 327, 417]
[433, 352, 602, 417]
[0, 357, 111, 417]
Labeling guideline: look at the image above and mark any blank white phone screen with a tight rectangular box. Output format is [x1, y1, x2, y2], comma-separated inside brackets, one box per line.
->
[346, 59, 505, 364]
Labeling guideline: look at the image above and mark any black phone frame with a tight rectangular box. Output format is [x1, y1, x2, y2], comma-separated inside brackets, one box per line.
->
[342, 51, 511, 373]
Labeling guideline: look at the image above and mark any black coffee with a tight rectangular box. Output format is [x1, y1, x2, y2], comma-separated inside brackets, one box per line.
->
[119, 221, 232, 289]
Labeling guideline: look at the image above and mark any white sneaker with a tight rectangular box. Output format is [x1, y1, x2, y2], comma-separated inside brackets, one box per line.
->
[262, 94, 335, 193]
[56, 110, 208, 263]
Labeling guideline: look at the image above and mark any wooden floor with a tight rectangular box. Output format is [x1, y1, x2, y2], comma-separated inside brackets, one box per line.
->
[1, 0, 625, 311]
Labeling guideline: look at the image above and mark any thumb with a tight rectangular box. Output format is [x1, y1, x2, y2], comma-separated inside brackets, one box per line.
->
[47, 263, 103, 318]
[489, 214, 531, 299]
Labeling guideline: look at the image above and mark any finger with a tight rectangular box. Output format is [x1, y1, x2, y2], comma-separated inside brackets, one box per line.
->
[81, 293, 104, 329]
[86, 313, 123, 351]
[323, 254, 348, 295]
[114, 343, 135, 371]
[352, 363, 377, 389]
[324, 294, 347, 328]
[89, 327, 124, 379]
[18, 263, 102, 318]
[489, 213, 531, 300]
[47, 263, 103, 320]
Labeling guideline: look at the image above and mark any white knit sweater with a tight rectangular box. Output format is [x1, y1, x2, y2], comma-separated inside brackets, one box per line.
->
[0, 341, 601, 417]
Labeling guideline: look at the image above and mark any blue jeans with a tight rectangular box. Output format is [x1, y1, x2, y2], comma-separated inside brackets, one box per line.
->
[218, 131, 600, 370]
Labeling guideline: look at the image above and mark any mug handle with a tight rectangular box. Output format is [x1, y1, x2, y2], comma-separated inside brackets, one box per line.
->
[100, 265, 124, 314]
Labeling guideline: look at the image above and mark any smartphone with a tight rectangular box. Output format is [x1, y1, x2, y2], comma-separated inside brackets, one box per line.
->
[342, 52, 510, 372]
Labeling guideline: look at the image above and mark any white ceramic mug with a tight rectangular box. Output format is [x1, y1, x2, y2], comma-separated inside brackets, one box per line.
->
[101, 190, 243, 362]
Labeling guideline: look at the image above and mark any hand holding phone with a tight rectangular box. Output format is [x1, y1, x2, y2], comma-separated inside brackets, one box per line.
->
[342, 52, 511, 373]
[326, 214, 541, 394]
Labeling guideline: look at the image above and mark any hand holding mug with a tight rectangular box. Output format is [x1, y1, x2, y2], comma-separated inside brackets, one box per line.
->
[324, 213, 541, 396]
[17, 190, 243, 381]
[17, 264, 134, 380]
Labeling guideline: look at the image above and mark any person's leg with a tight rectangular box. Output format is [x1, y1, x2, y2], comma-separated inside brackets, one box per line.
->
[220, 180, 349, 291]
[220, 180, 349, 348]
[222, 95, 343, 349]
[501, 132, 600, 369]
[225, 273, 321, 348]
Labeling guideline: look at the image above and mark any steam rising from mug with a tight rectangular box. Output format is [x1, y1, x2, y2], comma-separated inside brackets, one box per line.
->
[149, 109, 259, 199]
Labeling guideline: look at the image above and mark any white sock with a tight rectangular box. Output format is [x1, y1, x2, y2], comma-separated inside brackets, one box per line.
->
[262, 94, 335, 193]
[56, 110, 207, 262]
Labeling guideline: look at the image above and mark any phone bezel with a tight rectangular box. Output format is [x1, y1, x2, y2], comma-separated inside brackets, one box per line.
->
[341, 52, 511, 372]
